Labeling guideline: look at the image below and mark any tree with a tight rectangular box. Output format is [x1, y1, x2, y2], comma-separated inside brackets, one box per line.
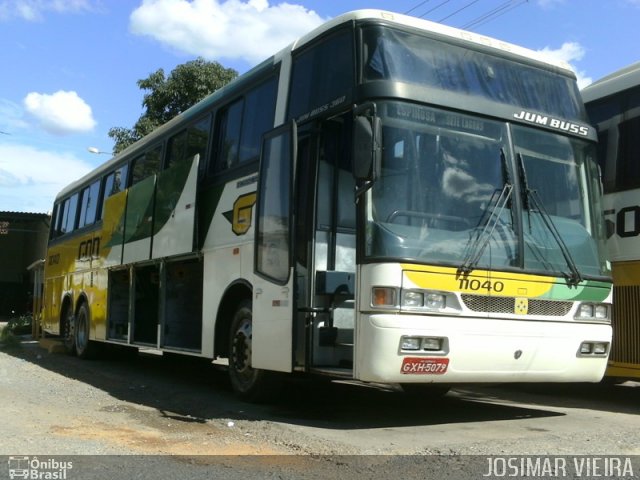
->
[108, 57, 238, 154]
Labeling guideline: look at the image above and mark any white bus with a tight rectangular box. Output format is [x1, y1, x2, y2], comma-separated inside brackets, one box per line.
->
[582, 62, 640, 380]
[42, 10, 612, 401]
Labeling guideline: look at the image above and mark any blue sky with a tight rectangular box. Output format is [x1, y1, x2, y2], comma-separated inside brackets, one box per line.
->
[0, 0, 638, 213]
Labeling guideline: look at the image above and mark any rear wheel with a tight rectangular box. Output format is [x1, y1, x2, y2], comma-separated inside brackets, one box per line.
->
[75, 303, 99, 359]
[61, 305, 76, 355]
[228, 300, 280, 402]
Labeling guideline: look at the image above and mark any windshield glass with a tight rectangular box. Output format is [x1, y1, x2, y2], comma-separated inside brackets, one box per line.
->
[513, 126, 610, 277]
[365, 101, 610, 279]
[361, 25, 585, 122]
[367, 102, 518, 270]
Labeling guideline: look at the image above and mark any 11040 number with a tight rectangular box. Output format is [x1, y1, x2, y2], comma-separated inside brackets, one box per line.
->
[458, 278, 505, 293]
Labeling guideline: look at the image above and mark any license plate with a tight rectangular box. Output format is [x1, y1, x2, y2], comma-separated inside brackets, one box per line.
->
[401, 357, 449, 375]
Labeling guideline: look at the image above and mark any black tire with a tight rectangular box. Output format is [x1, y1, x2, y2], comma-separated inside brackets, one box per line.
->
[61, 305, 76, 355]
[228, 300, 281, 402]
[75, 303, 99, 359]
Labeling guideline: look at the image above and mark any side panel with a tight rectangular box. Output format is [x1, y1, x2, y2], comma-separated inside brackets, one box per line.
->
[152, 156, 199, 259]
[101, 189, 128, 267]
[122, 176, 156, 264]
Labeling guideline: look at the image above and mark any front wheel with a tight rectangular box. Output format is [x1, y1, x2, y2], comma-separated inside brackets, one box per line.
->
[228, 300, 280, 402]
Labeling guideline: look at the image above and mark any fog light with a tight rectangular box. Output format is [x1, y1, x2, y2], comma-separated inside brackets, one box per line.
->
[401, 336, 421, 351]
[580, 342, 592, 354]
[593, 342, 608, 354]
[578, 304, 594, 318]
[402, 291, 424, 308]
[425, 293, 446, 310]
[594, 305, 608, 319]
[423, 337, 442, 351]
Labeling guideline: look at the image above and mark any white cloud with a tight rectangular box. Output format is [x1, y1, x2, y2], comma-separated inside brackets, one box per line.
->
[537, 42, 593, 89]
[0, 143, 93, 213]
[0, 0, 95, 21]
[24, 90, 97, 135]
[129, 0, 326, 65]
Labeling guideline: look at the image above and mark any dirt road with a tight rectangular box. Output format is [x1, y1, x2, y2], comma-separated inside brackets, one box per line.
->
[1, 337, 639, 478]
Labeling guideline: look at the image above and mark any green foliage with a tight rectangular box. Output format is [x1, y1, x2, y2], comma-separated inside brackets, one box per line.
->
[109, 57, 238, 154]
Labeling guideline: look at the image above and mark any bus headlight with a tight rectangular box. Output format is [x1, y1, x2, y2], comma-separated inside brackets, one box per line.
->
[372, 287, 460, 314]
[575, 302, 610, 323]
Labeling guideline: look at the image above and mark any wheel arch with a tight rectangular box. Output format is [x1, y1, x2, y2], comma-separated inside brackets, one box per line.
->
[214, 279, 252, 358]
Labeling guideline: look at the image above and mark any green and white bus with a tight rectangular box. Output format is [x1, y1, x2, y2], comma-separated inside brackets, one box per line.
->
[582, 62, 640, 381]
[43, 10, 612, 400]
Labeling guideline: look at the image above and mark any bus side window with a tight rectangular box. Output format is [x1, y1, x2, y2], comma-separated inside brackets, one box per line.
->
[167, 130, 188, 168]
[213, 99, 243, 172]
[50, 203, 61, 239]
[78, 179, 101, 228]
[60, 192, 79, 235]
[239, 77, 278, 164]
[101, 164, 129, 219]
[187, 115, 212, 176]
[210, 76, 277, 176]
[131, 145, 162, 185]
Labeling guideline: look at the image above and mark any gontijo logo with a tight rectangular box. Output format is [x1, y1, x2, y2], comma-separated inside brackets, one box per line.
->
[8, 456, 73, 479]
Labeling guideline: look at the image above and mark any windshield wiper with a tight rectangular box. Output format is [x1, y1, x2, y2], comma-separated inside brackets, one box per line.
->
[517, 153, 583, 287]
[458, 149, 513, 276]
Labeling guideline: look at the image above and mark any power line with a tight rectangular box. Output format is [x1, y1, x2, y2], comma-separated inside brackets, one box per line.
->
[437, 0, 481, 22]
[404, 0, 432, 15]
[418, 0, 453, 18]
[461, 0, 527, 30]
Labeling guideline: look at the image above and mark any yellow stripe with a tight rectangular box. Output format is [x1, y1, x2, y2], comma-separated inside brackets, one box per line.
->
[402, 264, 554, 297]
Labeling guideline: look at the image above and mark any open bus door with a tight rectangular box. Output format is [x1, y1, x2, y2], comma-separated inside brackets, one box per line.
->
[252, 123, 297, 374]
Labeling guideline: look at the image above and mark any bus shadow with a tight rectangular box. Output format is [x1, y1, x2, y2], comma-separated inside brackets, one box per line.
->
[477, 381, 640, 415]
[4, 339, 565, 431]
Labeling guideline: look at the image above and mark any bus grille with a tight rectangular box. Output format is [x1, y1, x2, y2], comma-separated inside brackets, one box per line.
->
[610, 286, 640, 365]
[461, 294, 573, 316]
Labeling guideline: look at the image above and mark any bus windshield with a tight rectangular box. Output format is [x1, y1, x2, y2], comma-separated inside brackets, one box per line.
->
[366, 101, 610, 279]
[362, 25, 585, 122]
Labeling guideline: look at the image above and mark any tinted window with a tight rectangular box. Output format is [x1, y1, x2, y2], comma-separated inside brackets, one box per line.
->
[214, 99, 243, 172]
[131, 145, 162, 185]
[101, 164, 129, 219]
[362, 26, 584, 121]
[78, 180, 101, 228]
[186, 115, 212, 173]
[288, 30, 354, 121]
[61, 193, 79, 234]
[212, 76, 278, 175]
[239, 77, 278, 163]
[167, 130, 188, 167]
[50, 203, 61, 239]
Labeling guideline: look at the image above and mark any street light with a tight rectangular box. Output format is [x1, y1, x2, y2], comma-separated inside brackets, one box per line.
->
[87, 147, 110, 155]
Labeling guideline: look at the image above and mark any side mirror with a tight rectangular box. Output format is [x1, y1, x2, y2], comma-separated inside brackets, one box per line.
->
[353, 104, 382, 182]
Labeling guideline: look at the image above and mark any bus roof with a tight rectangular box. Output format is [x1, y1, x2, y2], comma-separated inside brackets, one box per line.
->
[581, 61, 640, 103]
[57, 9, 575, 202]
[294, 10, 574, 73]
